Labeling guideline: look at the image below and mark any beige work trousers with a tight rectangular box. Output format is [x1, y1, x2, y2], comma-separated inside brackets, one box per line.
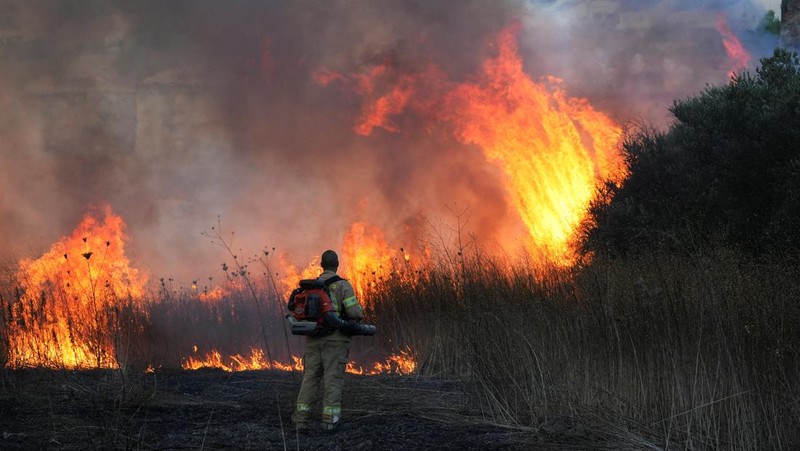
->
[293, 336, 350, 426]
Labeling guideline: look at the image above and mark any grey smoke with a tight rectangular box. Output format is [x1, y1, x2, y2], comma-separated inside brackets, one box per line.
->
[0, 0, 780, 281]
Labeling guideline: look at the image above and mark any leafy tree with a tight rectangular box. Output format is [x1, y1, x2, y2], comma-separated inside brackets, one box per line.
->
[581, 49, 800, 260]
[761, 10, 781, 35]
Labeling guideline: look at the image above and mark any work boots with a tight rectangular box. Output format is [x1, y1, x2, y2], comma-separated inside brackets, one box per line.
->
[291, 408, 312, 433]
[321, 405, 341, 429]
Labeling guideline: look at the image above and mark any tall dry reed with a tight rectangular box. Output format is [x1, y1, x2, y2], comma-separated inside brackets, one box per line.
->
[369, 249, 800, 449]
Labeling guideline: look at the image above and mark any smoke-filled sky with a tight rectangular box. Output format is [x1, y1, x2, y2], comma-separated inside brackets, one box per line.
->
[0, 0, 782, 282]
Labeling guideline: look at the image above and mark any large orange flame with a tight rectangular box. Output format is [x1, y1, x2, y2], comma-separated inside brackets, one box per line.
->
[341, 221, 397, 299]
[275, 221, 426, 307]
[6, 206, 147, 369]
[323, 25, 624, 266]
[276, 254, 320, 297]
[716, 14, 751, 78]
[443, 28, 623, 264]
[274, 222, 398, 300]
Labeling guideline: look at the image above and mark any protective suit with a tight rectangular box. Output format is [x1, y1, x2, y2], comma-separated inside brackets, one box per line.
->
[292, 260, 364, 431]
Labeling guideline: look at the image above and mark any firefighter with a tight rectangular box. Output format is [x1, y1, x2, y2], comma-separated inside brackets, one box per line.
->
[292, 249, 364, 431]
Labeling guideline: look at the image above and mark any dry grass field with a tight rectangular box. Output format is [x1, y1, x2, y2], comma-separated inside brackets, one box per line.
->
[1, 249, 799, 449]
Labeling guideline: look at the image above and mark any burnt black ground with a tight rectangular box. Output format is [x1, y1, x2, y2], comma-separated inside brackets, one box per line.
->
[0, 368, 550, 450]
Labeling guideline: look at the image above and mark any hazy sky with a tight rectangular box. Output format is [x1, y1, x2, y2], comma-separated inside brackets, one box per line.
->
[756, 0, 781, 11]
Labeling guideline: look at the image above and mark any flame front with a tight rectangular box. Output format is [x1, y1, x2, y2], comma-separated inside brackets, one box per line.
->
[182, 347, 416, 375]
[6, 207, 147, 369]
[182, 348, 303, 372]
[345, 349, 416, 375]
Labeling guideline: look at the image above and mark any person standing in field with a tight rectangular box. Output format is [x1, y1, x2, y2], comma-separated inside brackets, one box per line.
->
[292, 249, 364, 431]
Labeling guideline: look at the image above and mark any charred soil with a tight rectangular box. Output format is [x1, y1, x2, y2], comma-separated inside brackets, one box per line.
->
[0, 368, 551, 450]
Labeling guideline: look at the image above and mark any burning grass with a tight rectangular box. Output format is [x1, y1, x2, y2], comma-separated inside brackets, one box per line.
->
[0, 210, 413, 375]
[1, 217, 798, 448]
[4, 208, 147, 369]
[180, 347, 415, 376]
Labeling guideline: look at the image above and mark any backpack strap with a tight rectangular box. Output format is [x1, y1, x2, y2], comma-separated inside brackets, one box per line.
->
[322, 275, 343, 287]
[322, 275, 343, 299]
[321, 275, 347, 318]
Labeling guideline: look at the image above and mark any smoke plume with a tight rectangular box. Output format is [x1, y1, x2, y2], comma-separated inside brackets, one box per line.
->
[0, 0, 780, 281]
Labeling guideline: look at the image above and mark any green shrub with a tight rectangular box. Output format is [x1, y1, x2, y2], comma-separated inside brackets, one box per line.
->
[582, 49, 800, 261]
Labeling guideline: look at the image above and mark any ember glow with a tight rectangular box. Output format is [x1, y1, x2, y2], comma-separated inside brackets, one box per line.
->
[6, 207, 147, 369]
[198, 285, 229, 303]
[716, 13, 752, 78]
[182, 347, 416, 376]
